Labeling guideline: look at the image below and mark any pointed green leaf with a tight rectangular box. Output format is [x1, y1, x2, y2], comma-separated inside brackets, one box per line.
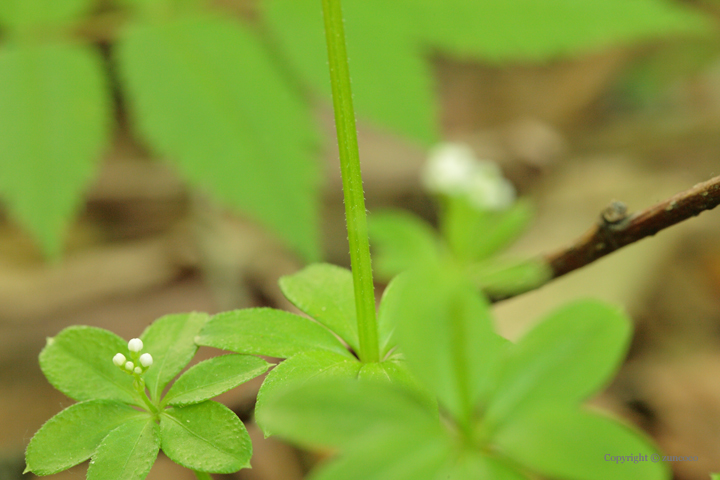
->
[140, 312, 209, 400]
[485, 300, 632, 428]
[116, 14, 320, 260]
[279, 264, 359, 351]
[39, 326, 140, 405]
[259, 378, 440, 450]
[87, 417, 160, 480]
[0, 42, 110, 258]
[494, 406, 670, 480]
[196, 308, 350, 359]
[163, 354, 270, 407]
[160, 401, 251, 473]
[262, 0, 437, 142]
[0, 0, 92, 29]
[391, 265, 508, 423]
[469, 256, 551, 297]
[25, 400, 143, 476]
[369, 209, 440, 280]
[417, 0, 710, 62]
[255, 349, 361, 436]
[311, 429, 452, 480]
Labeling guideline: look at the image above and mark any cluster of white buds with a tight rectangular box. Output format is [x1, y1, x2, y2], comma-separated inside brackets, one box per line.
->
[113, 338, 153, 375]
[421, 142, 515, 211]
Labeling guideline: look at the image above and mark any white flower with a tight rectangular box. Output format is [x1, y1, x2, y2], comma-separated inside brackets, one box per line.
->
[128, 338, 143, 352]
[134, 366, 142, 374]
[422, 142, 515, 211]
[139, 353, 153, 368]
[125, 361, 135, 371]
[422, 143, 477, 195]
[113, 353, 126, 367]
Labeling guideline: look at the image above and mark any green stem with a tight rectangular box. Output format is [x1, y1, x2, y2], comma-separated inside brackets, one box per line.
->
[193, 470, 213, 480]
[134, 377, 158, 415]
[321, 0, 379, 363]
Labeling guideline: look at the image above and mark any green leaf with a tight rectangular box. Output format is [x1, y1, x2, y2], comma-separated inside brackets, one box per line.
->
[160, 401, 251, 473]
[391, 265, 508, 423]
[25, 400, 143, 476]
[443, 197, 533, 264]
[471, 200, 534, 261]
[0, 0, 92, 29]
[255, 349, 361, 436]
[279, 264, 359, 351]
[163, 354, 270, 407]
[39, 326, 140, 405]
[493, 406, 670, 480]
[311, 428, 452, 480]
[469, 256, 551, 297]
[140, 312, 209, 400]
[358, 359, 436, 412]
[262, 0, 437, 143]
[87, 417, 160, 480]
[369, 209, 440, 280]
[259, 378, 440, 450]
[417, 0, 711, 62]
[196, 308, 350, 359]
[711, 474, 720, 480]
[116, 13, 320, 261]
[485, 300, 632, 429]
[0, 42, 110, 258]
[441, 453, 529, 480]
[376, 273, 404, 356]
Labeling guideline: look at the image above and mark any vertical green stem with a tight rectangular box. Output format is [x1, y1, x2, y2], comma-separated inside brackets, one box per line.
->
[321, 0, 379, 362]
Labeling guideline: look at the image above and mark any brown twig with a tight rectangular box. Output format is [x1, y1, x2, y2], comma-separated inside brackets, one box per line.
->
[491, 174, 720, 302]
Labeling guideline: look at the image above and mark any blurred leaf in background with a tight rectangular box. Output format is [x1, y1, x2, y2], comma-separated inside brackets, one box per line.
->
[116, 8, 321, 261]
[263, 0, 710, 144]
[0, 0, 712, 260]
[0, 0, 111, 259]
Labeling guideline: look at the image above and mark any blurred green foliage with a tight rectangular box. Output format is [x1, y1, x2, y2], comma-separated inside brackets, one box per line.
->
[258, 265, 670, 480]
[0, 0, 710, 260]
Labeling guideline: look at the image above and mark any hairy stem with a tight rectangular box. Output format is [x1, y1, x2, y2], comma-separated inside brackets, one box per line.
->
[321, 0, 379, 362]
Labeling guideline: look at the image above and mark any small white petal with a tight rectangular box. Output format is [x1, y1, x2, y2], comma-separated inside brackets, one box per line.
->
[134, 366, 142, 374]
[128, 338, 143, 352]
[139, 353, 153, 367]
[125, 361, 134, 371]
[113, 353, 126, 367]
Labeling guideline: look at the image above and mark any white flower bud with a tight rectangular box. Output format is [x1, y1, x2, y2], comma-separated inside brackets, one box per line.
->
[113, 353, 126, 367]
[128, 338, 143, 352]
[134, 366, 142, 374]
[125, 361, 134, 371]
[139, 353, 153, 368]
